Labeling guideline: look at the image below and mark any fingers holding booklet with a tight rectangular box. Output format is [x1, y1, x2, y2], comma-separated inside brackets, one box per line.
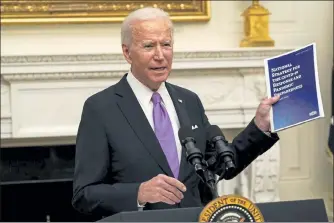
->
[254, 95, 280, 132]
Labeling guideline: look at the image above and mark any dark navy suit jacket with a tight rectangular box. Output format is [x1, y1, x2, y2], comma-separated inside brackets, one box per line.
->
[72, 74, 279, 217]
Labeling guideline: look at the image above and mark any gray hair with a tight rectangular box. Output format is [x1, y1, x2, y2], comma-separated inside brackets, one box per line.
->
[121, 7, 174, 46]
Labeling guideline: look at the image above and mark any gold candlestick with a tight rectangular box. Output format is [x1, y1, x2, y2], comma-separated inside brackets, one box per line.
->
[240, 0, 275, 47]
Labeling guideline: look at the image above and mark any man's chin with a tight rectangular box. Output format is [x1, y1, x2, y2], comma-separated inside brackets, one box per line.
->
[155, 76, 168, 83]
[148, 76, 168, 90]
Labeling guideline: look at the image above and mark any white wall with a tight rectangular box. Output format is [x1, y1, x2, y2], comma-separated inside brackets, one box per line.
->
[1, 0, 333, 219]
[273, 1, 333, 219]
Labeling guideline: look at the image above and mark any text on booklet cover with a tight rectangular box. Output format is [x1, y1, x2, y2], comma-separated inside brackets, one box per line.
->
[264, 43, 324, 132]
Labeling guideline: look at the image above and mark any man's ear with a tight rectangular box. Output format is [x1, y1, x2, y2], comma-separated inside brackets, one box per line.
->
[122, 44, 132, 64]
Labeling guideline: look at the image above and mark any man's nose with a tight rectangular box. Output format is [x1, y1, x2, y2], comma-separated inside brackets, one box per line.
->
[154, 46, 164, 60]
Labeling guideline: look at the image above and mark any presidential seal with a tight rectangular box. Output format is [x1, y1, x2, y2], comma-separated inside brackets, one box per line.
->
[198, 195, 264, 222]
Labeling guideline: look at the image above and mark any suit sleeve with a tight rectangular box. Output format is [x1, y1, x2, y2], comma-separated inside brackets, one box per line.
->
[72, 99, 141, 216]
[195, 94, 279, 179]
[226, 118, 279, 179]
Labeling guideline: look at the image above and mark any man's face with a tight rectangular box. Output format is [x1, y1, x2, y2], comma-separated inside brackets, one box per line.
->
[122, 18, 173, 90]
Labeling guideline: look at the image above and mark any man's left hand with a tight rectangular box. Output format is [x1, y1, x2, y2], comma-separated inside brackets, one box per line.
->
[254, 95, 280, 132]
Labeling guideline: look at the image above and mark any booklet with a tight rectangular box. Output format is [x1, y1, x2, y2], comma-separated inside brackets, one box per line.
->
[264, 43, 324, 132]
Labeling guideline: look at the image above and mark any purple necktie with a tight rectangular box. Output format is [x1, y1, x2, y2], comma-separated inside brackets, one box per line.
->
[152, 92, 180, 179]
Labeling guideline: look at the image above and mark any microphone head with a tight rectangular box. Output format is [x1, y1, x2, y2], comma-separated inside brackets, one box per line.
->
[178, 126, 195, 141]
[206, 125, 225, 141]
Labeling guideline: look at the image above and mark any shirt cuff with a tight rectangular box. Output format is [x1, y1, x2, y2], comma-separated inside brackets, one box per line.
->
[263, 131, 271, 136]
[137, 200, 146, 208]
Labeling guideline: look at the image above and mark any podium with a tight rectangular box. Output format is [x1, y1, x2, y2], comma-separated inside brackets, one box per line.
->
[99, 198, 328, 222]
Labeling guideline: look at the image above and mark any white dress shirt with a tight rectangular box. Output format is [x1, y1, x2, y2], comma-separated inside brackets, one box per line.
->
[126, 71, 182, 165]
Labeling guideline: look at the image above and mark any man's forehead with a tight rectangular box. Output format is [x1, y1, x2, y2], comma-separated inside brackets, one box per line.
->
[132, 19, 171, 33]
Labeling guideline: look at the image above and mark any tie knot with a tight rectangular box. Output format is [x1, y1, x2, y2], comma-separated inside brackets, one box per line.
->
[151, 92, 162, 104]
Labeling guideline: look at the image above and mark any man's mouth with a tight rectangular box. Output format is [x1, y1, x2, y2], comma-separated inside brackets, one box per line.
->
[150, 67, 166, 71]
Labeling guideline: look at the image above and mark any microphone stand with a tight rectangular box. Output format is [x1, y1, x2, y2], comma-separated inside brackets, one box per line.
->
[202, 165, 219, 199]
[204, 150, 237, 199]
[193, 158, 219, 199]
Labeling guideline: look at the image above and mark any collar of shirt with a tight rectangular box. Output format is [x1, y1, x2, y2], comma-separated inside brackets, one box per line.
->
[126, 70, 170, 107]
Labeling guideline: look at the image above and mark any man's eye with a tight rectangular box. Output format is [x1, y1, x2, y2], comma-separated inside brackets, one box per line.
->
[164, 43, 171, 47]
[144, 45, 153, 48]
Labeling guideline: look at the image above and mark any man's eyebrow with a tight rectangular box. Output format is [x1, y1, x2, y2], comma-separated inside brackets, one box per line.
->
[140, 40, 171, 44]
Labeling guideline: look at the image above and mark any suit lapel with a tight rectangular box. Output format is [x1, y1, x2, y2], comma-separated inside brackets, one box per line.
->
[166, 83, 193, 182]
[115, 75, 173, 177]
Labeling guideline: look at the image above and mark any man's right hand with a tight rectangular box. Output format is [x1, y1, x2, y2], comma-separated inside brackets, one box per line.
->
[137, 174, 187, 205]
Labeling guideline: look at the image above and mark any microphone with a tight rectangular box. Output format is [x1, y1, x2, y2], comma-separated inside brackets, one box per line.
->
[206, 125, 236, 181]
[178, 126, 218, 198]
[178, 126, 206, 183]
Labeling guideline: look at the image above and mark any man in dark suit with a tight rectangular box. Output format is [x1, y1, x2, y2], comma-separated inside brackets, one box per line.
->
[72, 7, 280, 218]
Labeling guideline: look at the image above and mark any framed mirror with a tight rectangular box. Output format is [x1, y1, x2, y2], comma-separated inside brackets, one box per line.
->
[1, 0, 211, 24]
